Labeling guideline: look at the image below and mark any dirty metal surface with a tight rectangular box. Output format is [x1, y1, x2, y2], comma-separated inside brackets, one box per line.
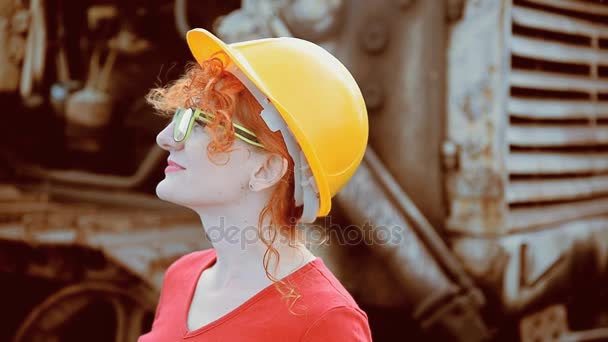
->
[332, 0, 448, 230]
[452, 217, 608, 312]
[520, 304, 608, 342]
[446, 0, 608, 236]
[445, 0, 511, 235]
[0, 184, 206, 291]
[336, 149, 489, 341]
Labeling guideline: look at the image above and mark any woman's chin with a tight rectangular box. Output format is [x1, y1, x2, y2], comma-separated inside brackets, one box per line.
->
[156, 179, 177, 203]
[156, 180, 196, 209]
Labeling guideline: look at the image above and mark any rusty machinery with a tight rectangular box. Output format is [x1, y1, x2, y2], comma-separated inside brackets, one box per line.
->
[1, 0, 608, 341]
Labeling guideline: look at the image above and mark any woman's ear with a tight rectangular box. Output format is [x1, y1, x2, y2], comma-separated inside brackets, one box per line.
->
[249, 154, 289, 191]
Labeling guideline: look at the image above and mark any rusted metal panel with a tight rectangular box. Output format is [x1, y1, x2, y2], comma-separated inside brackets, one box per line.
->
[511, 36, 608, 65]
[508, 124, 608, 147]
[452, 217, 608, 312]
[511, 70, 608, 93]
[512, 6, 608, 37]
[508, 151, 608, 175]
[446, 0, 511, 234]
[507, 175, 608, 204]
[509, 99, 608, 120]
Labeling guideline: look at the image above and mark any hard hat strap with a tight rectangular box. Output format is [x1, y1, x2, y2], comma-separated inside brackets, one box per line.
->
[226, 64, 320, 223]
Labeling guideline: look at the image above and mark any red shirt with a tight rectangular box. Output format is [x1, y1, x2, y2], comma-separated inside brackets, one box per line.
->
[138, 249, 372, 341]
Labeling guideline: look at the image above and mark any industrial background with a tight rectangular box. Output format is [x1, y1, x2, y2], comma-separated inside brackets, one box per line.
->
[1, 0, 607, 341]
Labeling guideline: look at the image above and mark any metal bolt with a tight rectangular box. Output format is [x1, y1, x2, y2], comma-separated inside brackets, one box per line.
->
[442, 140, 459, 171]
[360, 20, 388, 54]
[361, 81, 385, 111]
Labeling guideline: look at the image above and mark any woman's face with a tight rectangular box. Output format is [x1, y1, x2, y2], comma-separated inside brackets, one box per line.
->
[155, 118, 255, 209]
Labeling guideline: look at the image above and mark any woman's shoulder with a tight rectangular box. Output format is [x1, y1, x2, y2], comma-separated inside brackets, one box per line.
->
[295, 259, 372, 341]
[164, 248, 216, 279]
[300, 304, 371, 341]
[296, 258, 364, 313]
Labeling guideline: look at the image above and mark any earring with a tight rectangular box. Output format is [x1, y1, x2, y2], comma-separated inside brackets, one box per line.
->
[249, 183, 254, 190]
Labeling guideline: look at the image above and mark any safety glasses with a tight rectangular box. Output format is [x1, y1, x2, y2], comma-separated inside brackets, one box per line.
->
[172, 107, 265, 149]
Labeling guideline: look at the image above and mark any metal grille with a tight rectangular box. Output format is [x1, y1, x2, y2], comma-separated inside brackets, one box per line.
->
[507, 0, 608, 231]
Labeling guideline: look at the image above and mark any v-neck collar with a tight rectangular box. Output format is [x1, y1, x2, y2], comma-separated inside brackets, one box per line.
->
[182, 251, 320, 338]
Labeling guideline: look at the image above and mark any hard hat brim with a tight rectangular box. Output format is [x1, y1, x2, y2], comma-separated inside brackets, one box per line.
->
[185, 28, 331, 217]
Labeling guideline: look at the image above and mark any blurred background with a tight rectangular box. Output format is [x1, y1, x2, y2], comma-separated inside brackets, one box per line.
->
[1, 0, 608, 341]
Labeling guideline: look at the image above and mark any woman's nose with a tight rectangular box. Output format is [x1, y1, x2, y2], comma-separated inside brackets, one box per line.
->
[156, 121, 182, 151]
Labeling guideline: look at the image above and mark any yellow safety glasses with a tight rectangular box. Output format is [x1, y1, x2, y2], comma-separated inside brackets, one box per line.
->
[172, 107, 265, 149]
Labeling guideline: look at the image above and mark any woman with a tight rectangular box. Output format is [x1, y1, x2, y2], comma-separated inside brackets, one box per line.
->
[138, 28, 371, 341]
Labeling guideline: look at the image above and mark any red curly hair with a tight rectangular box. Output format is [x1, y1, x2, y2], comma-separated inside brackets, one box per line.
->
[146, 52, 305, 312]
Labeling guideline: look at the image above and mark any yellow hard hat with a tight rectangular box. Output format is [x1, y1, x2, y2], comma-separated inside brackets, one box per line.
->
[186, 28, 368, 217]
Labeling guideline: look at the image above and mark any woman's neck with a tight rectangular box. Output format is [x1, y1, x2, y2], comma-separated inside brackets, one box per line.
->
[194, 203, 316, 290]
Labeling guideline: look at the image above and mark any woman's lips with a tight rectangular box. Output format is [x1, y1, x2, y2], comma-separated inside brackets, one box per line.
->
[165, 165, 183, 173]
[165, 160, 185, 173]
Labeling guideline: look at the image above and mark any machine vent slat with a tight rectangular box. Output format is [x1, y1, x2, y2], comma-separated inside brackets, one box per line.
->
[509, 98, 608, 120]
[508, 124, 608, 147]
[510, 70, 608, 93]
[511, 36, 608, 65]
[507, 175, 608, 203]
[508, 151, 608, 175]
[512, 6, 608, 38]
[508, 197, 608, 231]
[506, 0, 608, 231]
